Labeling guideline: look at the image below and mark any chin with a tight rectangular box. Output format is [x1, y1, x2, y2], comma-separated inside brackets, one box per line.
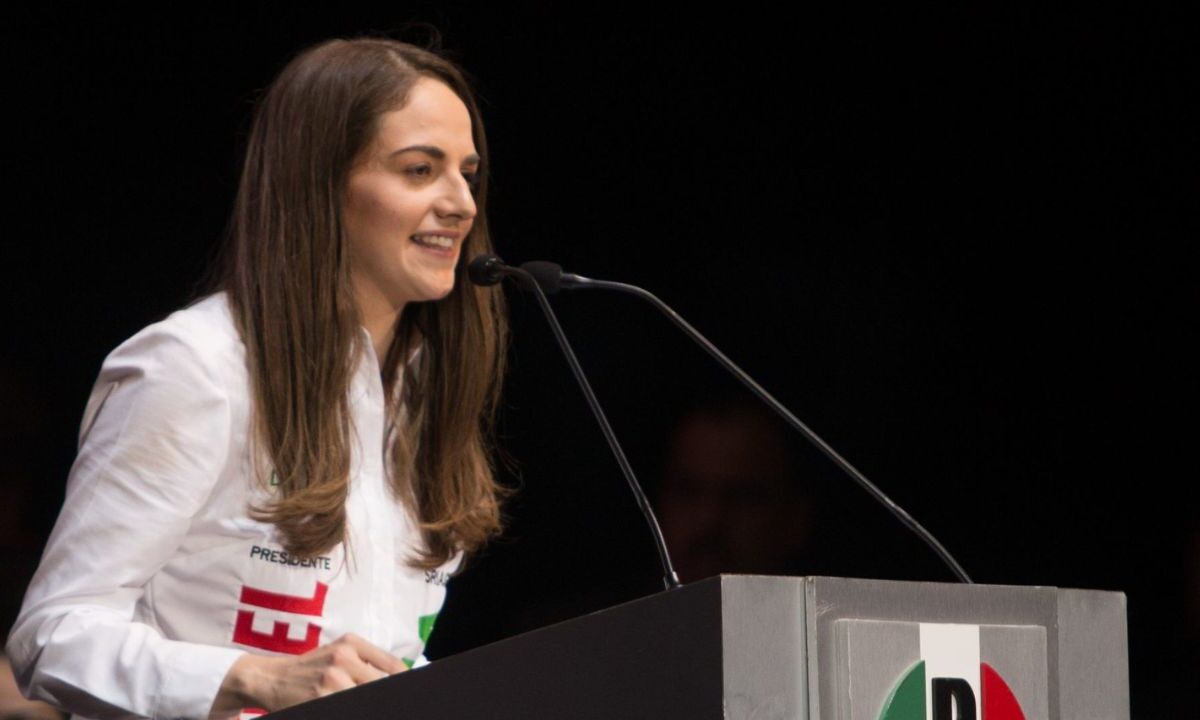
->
[422, 283, 457, 303]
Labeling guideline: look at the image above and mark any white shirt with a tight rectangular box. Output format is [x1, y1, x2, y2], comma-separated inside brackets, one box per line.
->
[6, 293, 460, 720]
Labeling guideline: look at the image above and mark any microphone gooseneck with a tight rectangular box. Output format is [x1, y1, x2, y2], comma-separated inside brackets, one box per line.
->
[468, 255, 682, 590]
[517, 259, 973, 585]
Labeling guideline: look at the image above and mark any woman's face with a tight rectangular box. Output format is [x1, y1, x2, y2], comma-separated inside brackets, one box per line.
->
[343, 77, 480, 318]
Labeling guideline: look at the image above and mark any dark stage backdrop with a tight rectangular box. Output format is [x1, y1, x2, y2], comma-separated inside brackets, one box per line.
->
[4, 6, 1196, 716]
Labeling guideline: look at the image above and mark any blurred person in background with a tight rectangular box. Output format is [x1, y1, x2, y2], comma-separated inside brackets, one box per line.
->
[657, 398, 816, 583]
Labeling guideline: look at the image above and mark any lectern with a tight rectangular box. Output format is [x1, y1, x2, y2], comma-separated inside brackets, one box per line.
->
[268, 575, 1128, 720]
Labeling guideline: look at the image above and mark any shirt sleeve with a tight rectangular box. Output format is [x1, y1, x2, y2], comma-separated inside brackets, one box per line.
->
[5, 321, 247, 720]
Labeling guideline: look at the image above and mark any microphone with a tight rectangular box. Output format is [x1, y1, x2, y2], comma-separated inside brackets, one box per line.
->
[467, 253, 515, 286]
[516, 261, 586, 294]
[468, 254, 682, 590]
[513, 258, 973, 585]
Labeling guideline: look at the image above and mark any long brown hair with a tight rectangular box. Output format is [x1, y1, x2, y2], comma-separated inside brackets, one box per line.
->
[221, 37, 507, 569]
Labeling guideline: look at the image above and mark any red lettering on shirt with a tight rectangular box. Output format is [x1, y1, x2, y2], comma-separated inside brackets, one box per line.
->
[239, 581, 328, 615]
[233, 581, 328, 654]
[233, 611, 322, 654]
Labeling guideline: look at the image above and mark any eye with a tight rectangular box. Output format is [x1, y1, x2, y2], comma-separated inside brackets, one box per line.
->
[463, 171, 481, 192]
[404, 164, 433, 179]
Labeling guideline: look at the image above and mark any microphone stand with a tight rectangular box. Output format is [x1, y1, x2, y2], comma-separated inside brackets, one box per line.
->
[520, 261, 973, 585]
[470, 256, 682, 590]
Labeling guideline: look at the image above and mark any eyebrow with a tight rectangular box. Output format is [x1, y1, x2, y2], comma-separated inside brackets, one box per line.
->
[390, 145, 480, 165]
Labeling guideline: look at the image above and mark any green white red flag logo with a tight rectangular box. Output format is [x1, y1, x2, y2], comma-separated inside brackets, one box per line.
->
[878, 624, 1026, 720]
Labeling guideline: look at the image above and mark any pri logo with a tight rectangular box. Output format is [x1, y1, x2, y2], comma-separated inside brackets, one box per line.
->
[878, 624, 1026, 720]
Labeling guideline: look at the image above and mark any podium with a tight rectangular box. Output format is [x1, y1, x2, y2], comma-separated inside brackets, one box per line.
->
[268, 576, 1128, 720]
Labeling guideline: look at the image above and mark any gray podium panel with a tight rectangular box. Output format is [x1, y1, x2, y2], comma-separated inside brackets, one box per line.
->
[267, 575, 1128, 720]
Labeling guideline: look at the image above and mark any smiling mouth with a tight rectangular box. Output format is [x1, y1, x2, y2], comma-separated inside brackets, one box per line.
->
[411, 234, 456, 250]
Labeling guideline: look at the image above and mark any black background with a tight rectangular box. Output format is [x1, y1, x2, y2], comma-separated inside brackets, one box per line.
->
[4, 5, 1197, 715]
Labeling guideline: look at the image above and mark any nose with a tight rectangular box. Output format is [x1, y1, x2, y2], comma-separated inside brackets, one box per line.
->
[435, 173, 477, 222]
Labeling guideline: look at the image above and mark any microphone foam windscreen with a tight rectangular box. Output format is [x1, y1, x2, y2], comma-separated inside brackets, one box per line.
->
[467, 254, 504, 286]
[520, 261, 564, 294]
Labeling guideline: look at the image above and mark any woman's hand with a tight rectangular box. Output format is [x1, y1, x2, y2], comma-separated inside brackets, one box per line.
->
[213, 634, 408, 714]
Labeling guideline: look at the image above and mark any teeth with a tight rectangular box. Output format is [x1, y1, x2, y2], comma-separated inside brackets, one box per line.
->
[412, 234, 454, 249]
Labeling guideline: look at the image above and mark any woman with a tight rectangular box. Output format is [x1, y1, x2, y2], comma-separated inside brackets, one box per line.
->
[6, 37, 507, 719]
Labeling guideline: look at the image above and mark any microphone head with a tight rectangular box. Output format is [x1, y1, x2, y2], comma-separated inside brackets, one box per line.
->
[520, 261, 564, 294]
[468, 254, 505, 286]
